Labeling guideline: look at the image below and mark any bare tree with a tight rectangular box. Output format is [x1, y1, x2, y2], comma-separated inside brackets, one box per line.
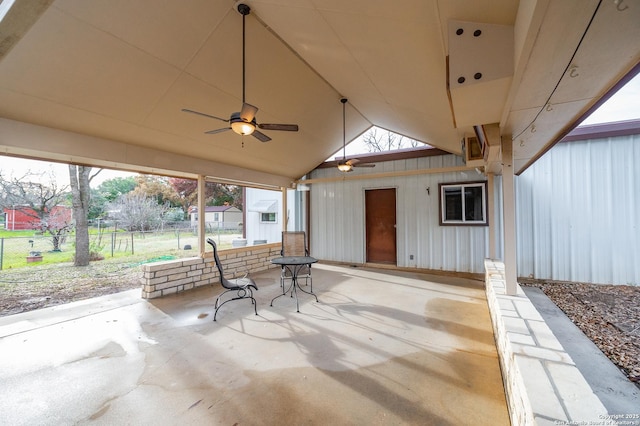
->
[106, 193, 168, 231]
[0, 169, 71, 251]
[361, 127, 422, 152]
[69, 165, 101, 266]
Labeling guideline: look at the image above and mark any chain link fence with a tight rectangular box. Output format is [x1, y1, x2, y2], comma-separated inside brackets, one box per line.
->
[0, 222, 243, 270]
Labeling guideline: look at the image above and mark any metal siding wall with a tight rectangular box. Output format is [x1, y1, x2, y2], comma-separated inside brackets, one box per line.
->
[514, 165, 534, 276]
[611, 138, 640, 284]
[589, 141, 611, 283]
[569, 143, 592, 282]
[310, 154, 489, 273]
[310, 169, 366, 264]
[516, 135, 640, 285]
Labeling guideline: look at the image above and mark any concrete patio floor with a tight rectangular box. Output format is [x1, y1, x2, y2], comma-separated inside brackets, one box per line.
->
[0, 264, 509, 425]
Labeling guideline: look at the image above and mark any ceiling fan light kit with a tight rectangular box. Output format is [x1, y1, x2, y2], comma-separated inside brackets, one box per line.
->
[181, 3, 298, 143]
[230, 112, 256, 136]
[231, 121, 254, 136]
[337, 162, 353, 172]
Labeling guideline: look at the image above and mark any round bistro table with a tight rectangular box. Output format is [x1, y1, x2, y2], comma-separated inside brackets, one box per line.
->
[270, 256, 318, 312]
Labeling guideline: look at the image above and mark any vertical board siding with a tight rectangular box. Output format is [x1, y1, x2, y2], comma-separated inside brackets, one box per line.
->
[310, 154, 489, 273]
[516, 135, 640, 285]
[310, 133, 638, 284]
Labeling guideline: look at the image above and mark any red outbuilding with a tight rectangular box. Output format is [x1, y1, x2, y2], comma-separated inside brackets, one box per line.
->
[3, 205, 72, 231]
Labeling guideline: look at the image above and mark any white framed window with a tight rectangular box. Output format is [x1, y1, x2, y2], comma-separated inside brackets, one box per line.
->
[260, 212, 277, 223]
[213, 212, 220, 222]
[439, 181, 487, 226]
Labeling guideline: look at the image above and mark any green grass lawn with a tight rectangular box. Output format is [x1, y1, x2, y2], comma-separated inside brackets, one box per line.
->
[0, 228, 241, 270]
[0, 229, 37, 238]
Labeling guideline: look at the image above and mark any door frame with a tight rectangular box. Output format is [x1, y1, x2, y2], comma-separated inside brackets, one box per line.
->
[363, 186, 398, 265]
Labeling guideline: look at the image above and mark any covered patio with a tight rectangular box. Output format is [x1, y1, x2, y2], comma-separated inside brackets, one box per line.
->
[1, 1, 639, 424]
[0, 264, 509, 425]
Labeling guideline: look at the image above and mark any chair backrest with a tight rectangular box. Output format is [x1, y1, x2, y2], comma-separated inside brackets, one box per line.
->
[281, 231, 309, 257]
[206, 238, 234, 289]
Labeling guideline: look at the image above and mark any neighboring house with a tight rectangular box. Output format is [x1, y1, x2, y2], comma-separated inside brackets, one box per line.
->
[244, 187, 304, 244]
[189, 205, 242, 230]
[245, 191, 279, 244]
[307, 120, 640, 285]
[3, 205, 72, 231]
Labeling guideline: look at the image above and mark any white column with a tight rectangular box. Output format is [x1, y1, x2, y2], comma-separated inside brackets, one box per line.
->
[501, 136, 518, 295]
[487, 172, 497, 259]
[282, 187, 288, 232]
[198, 175, 206, 257]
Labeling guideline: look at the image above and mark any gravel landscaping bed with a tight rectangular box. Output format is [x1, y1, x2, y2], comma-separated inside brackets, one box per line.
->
[521, 279, 640, 387]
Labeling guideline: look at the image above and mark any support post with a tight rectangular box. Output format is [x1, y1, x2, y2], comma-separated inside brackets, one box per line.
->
[282, 187, 288, 232]
[501, 136, 518, 295]
[487, 172, 497, 259]
[198, 175, 206, 257]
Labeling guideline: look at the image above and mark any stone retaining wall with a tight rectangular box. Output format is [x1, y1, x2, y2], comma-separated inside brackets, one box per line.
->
[141, 243, 281, 299]
[484, 259, 607, 425]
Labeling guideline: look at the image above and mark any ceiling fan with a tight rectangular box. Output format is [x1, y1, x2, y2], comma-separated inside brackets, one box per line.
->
[337, 98, 375, 172]
[181, 3, 298, 143]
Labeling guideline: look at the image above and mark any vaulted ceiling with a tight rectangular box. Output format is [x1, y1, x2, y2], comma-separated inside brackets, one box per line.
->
[0, 0, 638, 188]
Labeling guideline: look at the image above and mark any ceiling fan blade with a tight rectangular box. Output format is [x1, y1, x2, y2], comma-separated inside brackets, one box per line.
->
[347, 158, 376, 168]
[240, 103, 258, 122]
[205, 127, 231, 135]
[258, 123, 299, 132]
[182, 108, 229, 122]
[252, 130, 272, 142]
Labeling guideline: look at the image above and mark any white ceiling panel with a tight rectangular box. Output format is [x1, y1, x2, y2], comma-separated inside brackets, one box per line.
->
[55, 0, 229, 69]
[0, 0, 637, 182]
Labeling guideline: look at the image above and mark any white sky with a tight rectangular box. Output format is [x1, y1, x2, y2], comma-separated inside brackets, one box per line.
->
[0, 159, 137, 188]
[580, 73, 640, 125]
[1, 73, 638, 185]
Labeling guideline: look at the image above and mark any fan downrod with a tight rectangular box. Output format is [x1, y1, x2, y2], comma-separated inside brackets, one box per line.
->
[181, 1, 298, 142]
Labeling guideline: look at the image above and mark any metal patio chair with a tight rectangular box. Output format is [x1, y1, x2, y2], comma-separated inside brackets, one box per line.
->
[280, 231, 313, 292]
[206, 238, 258, 321]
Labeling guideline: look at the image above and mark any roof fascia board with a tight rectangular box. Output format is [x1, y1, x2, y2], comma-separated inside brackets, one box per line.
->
[0, 118, 292, 188]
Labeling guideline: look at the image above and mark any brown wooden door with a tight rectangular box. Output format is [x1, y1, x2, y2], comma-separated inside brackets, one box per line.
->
[365, 188, 397, 264]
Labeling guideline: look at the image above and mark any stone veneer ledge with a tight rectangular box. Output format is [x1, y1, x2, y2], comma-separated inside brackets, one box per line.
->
[141, 243, 281, 299]
[484, 259, 608, 426]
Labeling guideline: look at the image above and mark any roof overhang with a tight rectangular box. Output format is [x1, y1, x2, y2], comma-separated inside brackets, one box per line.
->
[248, 200, 278, 213]
[0, 0, 637, 183]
